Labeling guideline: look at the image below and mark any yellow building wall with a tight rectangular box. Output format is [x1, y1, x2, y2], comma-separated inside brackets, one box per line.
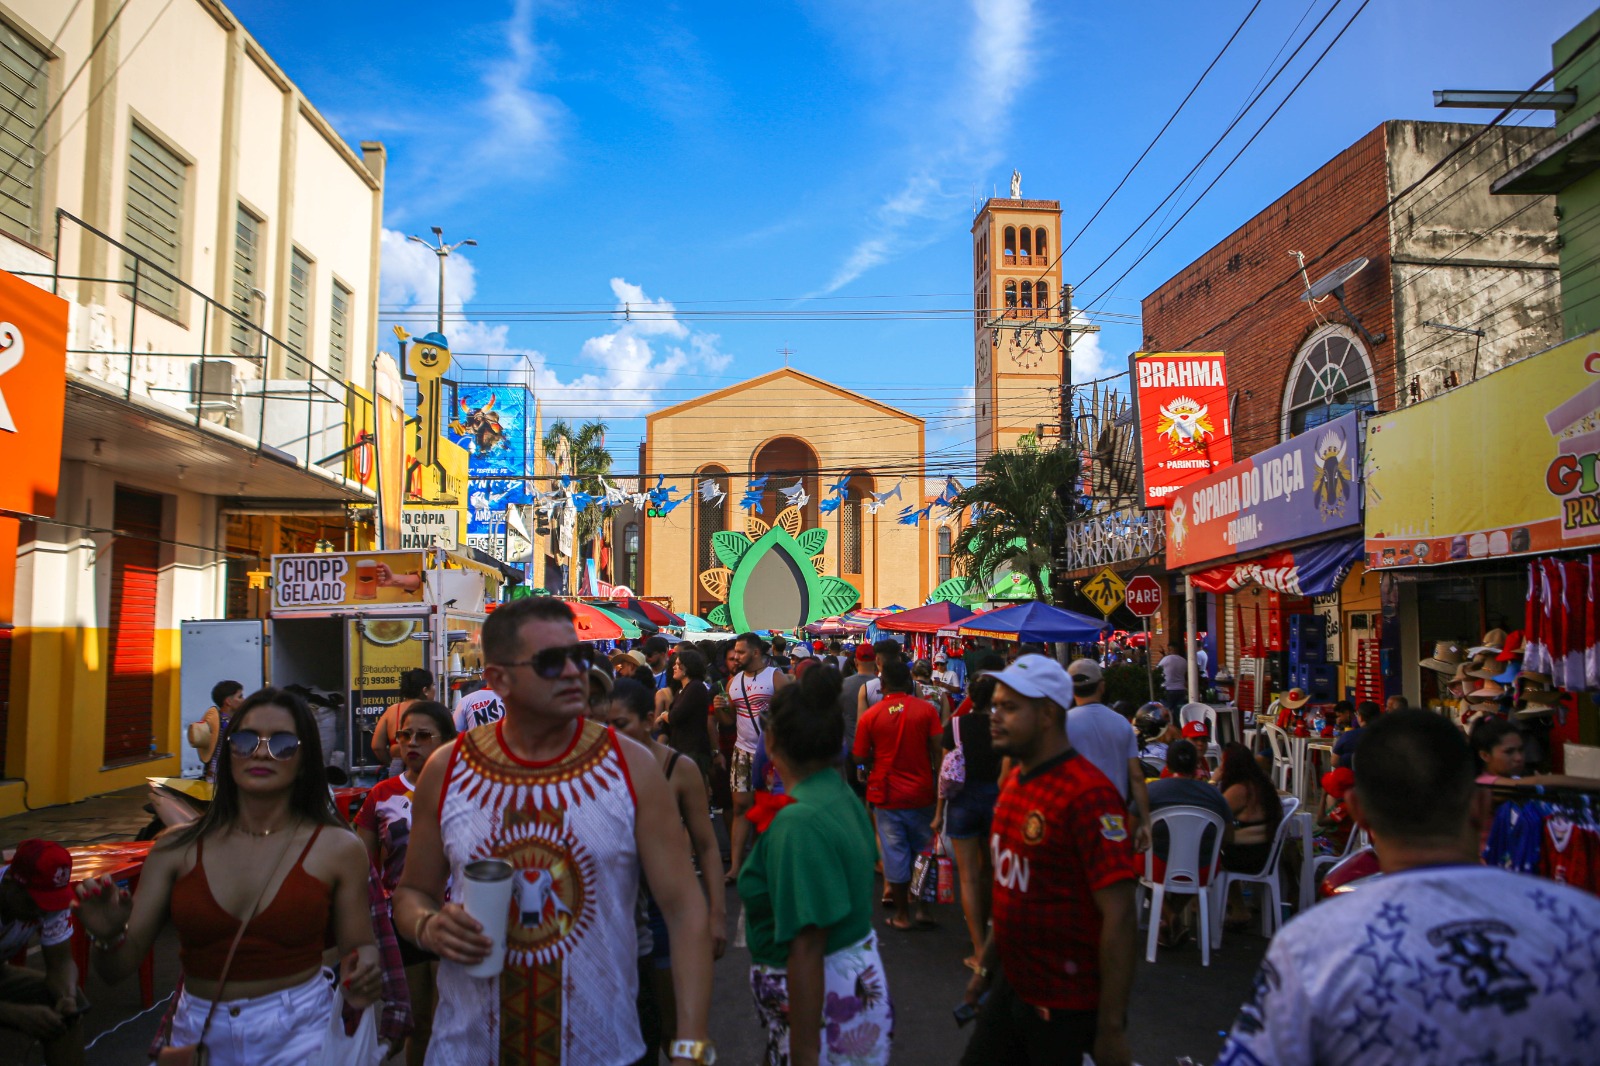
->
[643, 370, 928, 616]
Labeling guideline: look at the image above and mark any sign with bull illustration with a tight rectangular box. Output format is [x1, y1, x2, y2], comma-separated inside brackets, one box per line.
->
[446, 384, 532, 477]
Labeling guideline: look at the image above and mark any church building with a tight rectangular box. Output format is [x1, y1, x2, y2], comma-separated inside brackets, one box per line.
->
[640, 368, 952, 617]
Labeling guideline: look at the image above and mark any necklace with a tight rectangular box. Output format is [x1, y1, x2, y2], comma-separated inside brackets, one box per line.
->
[238, 818, 296, 838]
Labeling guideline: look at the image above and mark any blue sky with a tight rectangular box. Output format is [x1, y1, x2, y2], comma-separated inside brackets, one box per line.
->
[232, 0, 1594, 474]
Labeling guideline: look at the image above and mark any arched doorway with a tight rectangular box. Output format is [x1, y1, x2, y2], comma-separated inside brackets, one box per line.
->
[751, 437, 819, 531]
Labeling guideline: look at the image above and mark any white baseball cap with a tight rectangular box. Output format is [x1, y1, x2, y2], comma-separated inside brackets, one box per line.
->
[990, 654, 1075, 711]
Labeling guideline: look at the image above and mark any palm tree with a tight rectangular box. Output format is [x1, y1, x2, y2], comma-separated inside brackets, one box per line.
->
[542, 419, 613, 552]
[948, 437, 1080, 600]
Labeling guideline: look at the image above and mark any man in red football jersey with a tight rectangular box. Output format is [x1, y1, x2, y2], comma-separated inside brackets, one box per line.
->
[960, 654, 1139, 1066]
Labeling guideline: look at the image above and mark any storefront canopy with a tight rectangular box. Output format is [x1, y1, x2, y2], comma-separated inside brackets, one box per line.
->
[877, 601, 976, 634]
[1188, 536, 1365, 597]
[958, 601, 1111, 643]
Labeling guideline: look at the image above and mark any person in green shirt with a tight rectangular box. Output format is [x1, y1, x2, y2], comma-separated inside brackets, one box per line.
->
[737, 667, 893, 1066]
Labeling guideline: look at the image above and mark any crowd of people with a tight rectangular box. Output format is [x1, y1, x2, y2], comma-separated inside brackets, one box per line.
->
[2, 599, 1597, 1065]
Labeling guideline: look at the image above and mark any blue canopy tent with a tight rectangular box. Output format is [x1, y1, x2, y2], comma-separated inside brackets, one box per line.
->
[956, 601, 1111, 643]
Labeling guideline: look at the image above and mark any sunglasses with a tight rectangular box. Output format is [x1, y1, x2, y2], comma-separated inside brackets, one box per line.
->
[229, 730, 301, 761]
[395, 729, 439, 743]
[496, 643, 597, 679]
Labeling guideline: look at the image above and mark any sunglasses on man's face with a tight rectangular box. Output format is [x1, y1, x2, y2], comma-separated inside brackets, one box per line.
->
[395, 729, 439, 743]
[229, 730, 301, 761]
[496, 642, 597, 680]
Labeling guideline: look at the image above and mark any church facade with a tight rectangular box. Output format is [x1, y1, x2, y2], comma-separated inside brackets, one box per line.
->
[640, 368, 951, 618]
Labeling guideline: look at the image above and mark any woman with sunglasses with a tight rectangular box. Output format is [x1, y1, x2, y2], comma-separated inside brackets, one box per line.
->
[355, 700, 456, 1066]
[601, 680, 728, 1060]
[76, 688, 384, 1064]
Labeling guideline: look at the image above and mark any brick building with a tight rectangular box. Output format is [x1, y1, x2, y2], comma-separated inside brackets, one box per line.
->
[1139, 119, 1562, 702]
[1142, 120, 1560, 462]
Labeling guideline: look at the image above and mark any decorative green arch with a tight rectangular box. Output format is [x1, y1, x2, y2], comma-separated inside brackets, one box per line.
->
[699, 507, 860, 631]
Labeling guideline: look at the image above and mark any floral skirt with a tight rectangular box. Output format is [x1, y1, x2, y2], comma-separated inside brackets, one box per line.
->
[749, 932, 893, 1066]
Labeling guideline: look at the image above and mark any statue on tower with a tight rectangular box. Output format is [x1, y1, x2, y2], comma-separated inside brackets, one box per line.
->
[1010, 170, 1021, 198]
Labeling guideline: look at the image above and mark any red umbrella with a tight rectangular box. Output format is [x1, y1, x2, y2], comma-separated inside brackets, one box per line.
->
[611, 596, 686, 628]
[877, 601, 976, 635]
[568, 601, 625, 641]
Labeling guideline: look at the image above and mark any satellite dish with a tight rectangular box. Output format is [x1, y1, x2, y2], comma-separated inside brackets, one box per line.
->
[1302, 257, 1369, 302]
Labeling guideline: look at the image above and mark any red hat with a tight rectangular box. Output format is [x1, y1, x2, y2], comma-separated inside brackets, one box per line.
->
[812, 640, 824, 652]
[1495, 630, 1526, 662]
[4, 839, 75, 910]
[855, 644, 876, 661]
[1181, 721, 1209, 739]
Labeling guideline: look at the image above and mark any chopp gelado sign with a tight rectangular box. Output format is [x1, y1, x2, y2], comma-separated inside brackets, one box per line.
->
[1129, 351, 1233, 508]
[274, 555, 349, 606]
[270, 551, 430, 610]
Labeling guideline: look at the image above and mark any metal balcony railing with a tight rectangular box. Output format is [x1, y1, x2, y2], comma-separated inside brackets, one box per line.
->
[35, 209, 353, 477]
[1061, 504, 1165, 572]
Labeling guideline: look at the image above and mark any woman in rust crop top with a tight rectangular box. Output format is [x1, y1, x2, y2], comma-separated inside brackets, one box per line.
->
[76, 688, 384, 1065]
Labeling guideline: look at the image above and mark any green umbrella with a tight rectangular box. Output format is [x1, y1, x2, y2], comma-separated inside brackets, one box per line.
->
[588, 602, 643, 639]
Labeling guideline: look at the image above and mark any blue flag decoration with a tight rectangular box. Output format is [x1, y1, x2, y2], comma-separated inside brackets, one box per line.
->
[740, 475, 770, 513]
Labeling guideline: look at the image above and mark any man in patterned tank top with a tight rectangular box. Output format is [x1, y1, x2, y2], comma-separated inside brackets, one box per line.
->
[395, 597, 715, 1065]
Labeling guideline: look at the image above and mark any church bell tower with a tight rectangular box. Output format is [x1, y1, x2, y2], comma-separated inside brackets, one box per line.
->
[973, 180, 1064, 460]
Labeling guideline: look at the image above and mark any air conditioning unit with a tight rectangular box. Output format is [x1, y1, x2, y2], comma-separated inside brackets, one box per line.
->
[189, 358, 241, 428]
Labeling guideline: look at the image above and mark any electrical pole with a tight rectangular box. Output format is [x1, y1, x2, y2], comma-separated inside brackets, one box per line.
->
[407, 227, 477, 333]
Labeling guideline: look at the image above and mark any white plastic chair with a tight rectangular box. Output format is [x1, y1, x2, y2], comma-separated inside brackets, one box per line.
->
[1311, 825, 1369, 888]
[1260, 722, 1294, 794]
[1180, 703, 1224, 766]
[1211, 795, 1301, 949]
[1137, 805, 1228, 966]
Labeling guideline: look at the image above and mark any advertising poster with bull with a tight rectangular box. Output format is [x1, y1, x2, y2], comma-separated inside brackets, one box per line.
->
[447, 384, 533, 535]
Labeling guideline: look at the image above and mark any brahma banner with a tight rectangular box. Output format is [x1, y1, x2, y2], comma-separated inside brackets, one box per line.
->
[1129, 351, 1233, 508]
[1364, 332, 1600, 568]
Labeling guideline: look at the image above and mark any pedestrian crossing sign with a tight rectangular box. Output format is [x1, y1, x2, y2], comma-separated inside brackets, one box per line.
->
[1082, 567, 1126, 617]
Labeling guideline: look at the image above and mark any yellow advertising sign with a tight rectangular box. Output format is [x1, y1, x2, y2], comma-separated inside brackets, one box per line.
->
[272, 550, 429, 611]
[1081, 567, 1127, 617]
[1364, 332, 1600, 568]
[348, 616, 427, 769]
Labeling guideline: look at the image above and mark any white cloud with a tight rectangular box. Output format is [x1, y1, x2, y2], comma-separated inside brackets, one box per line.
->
[379, 231, 731, 440]
[821, 0, 1036, 293]
[1068, 312, 1112, 384]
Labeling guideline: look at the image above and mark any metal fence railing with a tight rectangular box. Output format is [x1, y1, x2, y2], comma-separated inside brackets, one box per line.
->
[35, 209, 352, 476]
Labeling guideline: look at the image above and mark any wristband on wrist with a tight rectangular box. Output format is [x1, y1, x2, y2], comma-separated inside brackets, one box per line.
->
[414, 911, 436, 949]
[90, 926, 128, 951]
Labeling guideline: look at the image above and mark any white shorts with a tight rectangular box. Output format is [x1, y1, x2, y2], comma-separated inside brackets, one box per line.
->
[169, 969, 334, 1066]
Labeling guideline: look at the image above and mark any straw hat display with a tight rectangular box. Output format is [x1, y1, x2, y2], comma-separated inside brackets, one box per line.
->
[1466, 653, 1505, 681]
[1466, 680, 1506, 704]
[1466, 629, 1508, 657]
[1419, 641, 1464, 675]
[1494, 630, 1525, 662]
[1281, 687, 1312, 710]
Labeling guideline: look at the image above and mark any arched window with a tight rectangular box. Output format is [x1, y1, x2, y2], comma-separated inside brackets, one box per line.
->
[1282, 326, 1375, 437]
[1035, 228, 1047, 259]
[1003, 227, 1016, 259]
[1019, 227, 1032, 257]
[1036, 281, 1048, 313]
[1004, 281, 1017, 309]
[937, 526, 953, 584]
[694, 465, 728, 574]
[839, 471, 873, 577]
[752, 437, 818, 531]
[1020, 281, 1033, 309]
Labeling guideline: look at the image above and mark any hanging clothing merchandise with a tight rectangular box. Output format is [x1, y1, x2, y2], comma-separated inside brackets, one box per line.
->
[1483, 792, 1600, 898]
[1524, 555, 1600, 692]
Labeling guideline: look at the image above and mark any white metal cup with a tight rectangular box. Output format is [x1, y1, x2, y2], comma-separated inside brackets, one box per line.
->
[461, 858, 515, 978]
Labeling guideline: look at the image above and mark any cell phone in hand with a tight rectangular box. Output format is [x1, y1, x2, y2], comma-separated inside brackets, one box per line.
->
[953, 1001, 978, 1027]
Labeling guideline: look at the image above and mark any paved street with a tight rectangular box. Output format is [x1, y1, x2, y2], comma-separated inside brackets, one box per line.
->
[0, 790, 1265, 1065]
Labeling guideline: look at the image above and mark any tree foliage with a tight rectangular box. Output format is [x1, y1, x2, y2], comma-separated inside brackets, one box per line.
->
[542, 419, 613, 550]
[948, 438, 1079, 599]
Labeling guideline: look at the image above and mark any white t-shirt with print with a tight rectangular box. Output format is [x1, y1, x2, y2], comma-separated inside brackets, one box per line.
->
[1217, 864, 1600, 1066]
[453, 689, 505, 732]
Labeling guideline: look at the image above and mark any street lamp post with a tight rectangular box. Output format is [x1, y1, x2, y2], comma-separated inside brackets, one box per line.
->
[407, 226, 477, 333]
